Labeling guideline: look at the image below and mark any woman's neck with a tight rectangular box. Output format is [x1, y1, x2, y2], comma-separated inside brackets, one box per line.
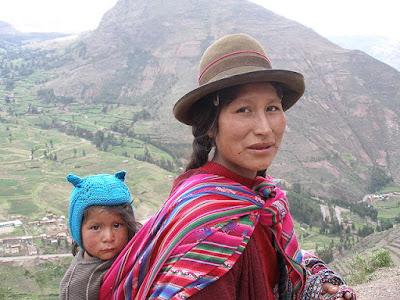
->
[201, 161, 257, 189]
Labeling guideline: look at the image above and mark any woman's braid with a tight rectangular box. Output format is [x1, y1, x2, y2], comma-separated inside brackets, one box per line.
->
[186, 132, 212, 171]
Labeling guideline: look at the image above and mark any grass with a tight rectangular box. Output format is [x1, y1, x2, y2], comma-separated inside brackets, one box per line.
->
[0, 116, 175, 220]
[0, 258, 72, 300]
[9, 198, 40, 216]
[372, 192, 400, 221]
[294, 222, 339, 251]
[346, 249, 394, 284]
[0, 74, 179, 221]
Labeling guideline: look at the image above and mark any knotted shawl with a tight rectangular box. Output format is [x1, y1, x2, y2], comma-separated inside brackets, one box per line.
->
[99, 173, 305, 300]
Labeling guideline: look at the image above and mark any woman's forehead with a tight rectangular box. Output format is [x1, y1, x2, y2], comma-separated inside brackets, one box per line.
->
[233, 82, 280, 100]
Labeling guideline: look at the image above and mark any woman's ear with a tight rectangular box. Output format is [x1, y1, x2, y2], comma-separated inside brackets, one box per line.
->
[208, 128, 216, 139]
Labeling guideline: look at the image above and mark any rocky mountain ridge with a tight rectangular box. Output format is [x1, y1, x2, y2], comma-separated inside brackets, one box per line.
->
[26, 0, 400, 202]
[328, 35, 400, 72]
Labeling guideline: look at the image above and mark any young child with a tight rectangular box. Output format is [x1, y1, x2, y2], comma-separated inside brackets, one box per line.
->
[59, 170, 141, 300]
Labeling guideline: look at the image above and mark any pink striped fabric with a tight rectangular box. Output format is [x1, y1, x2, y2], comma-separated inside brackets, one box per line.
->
[99, 173, 304, 299]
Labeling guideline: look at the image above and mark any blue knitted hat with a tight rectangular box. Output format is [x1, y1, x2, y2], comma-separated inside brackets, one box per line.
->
[67, 171, 132, 249]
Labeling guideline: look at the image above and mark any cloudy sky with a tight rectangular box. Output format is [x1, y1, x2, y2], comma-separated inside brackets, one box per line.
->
[252, 0, 399, 40]
[0, 0, 399, 40]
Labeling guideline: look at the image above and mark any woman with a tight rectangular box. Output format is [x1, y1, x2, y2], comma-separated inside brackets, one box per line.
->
[99, 34, 356, 299]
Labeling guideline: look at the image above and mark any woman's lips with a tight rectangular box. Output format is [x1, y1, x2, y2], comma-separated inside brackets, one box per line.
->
[248, 143, 273, 150]
[246, 143, 275, 155]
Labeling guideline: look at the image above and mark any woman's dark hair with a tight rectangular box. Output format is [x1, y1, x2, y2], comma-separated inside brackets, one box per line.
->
[185, 81, 283, 178]
[72, 203, 142, 256]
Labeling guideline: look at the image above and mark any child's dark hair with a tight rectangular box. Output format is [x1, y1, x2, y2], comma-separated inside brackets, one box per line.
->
[186, 81, 283, 177]
[72, 203, 142, 256]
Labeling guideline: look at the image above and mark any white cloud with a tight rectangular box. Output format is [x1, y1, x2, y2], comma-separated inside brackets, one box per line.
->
[0, 0, 118, 33]
[251, 0, 400, 40]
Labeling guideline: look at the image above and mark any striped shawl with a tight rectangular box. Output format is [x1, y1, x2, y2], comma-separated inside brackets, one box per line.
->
[99, 173, 305, 299]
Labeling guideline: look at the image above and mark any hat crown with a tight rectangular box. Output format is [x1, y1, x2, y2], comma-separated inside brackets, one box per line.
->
[199, 33, 267, 74]
[198, 34, 272, 86]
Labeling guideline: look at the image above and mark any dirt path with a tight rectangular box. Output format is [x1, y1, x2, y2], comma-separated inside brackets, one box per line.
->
[353, 267, 400, 299]
[1, 138, 86, 165]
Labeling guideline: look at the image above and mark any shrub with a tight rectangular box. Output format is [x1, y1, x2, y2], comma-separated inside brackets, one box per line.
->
[316, 246, 334, 264]
[347, 249, 394, 284]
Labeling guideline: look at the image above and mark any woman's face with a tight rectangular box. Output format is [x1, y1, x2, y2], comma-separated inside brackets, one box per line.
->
[211, 82, 286, 178]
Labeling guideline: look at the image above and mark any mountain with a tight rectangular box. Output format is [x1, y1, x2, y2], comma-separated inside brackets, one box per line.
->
[0, 20, 18, 35]
[0, 20, 70, 43]
[327, 35, 400, 72]
[40, 0, 400, 202]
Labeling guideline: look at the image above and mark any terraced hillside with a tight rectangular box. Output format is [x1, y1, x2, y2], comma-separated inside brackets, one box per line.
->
[330, 227, 400, 275]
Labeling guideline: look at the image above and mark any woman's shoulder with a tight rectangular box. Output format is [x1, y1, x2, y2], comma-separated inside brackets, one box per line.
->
[171, 168, 206, 193]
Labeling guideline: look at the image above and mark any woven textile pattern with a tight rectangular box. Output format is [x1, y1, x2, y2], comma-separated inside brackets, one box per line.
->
[99, 173, 305, 300]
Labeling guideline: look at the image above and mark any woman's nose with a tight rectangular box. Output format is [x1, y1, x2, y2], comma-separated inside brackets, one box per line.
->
[253, 113, 272, 135]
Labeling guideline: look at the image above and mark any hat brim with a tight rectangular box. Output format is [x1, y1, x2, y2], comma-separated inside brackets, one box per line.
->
[173, 69, 305, 125]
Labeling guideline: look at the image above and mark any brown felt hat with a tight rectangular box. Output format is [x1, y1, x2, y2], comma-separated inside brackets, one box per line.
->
[173, 33, 305, 125]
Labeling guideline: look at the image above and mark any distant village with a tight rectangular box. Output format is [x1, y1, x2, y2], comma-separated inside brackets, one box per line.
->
[0, 213, 72, 257]
[1, 192, 398, 258]
[360, 192, 400, 206]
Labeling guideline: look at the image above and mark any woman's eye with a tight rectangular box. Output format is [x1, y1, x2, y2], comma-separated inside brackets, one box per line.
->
[236, 107, 250, 113]
[267, 106, 280, 112]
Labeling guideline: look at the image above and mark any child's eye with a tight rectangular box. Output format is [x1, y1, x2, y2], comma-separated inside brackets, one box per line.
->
[113, 223, 123, 229]
[91, 225, 100, 231]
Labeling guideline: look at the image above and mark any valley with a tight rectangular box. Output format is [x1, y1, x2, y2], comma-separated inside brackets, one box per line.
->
[1, 0, 400, 298]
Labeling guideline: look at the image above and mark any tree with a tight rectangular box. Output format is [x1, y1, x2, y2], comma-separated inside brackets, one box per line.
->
[395, 214, 400, 224]
[367, 167, 392, 193]
[357, 225, 374, 237]
[30, 148, 36, 159]
[316, 245, 334, 264]
[94, 130, 105, 148]
[376, 220, 393, 232]
[292, 182, 302, 194]
[37, 88, 56, 102]
[5, 79, 15, 90]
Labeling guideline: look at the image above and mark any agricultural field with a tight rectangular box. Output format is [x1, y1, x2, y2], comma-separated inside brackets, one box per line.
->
[1, 70, 179, 221]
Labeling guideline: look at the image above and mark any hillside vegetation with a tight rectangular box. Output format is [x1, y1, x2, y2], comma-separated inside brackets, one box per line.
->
[0, 40, 181, 221]
[1, 0, 400, 297]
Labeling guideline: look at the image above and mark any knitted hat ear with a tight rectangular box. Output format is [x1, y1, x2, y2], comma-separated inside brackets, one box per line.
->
[66, 174, 83, 187]
[114, 171, 126, 182]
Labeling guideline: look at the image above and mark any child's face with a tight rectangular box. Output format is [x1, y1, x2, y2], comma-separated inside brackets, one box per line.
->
[81, 207, 129, 260]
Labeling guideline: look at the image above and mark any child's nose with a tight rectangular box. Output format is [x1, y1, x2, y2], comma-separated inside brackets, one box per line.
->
[102, 229, 115, 242]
